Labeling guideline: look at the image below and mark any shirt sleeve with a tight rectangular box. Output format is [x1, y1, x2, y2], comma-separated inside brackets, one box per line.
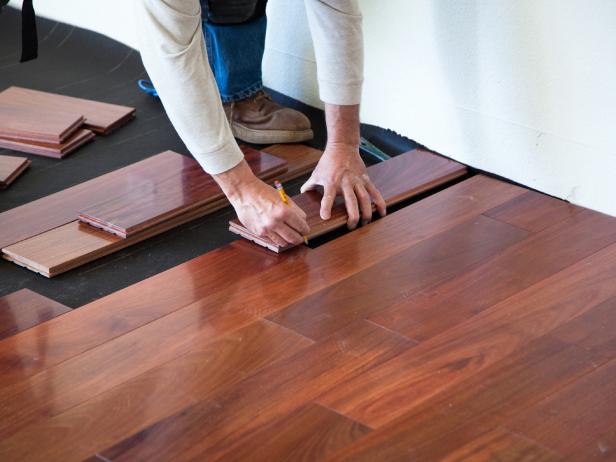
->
[134, 0, 244, 174]
[304, 0, 364, 105]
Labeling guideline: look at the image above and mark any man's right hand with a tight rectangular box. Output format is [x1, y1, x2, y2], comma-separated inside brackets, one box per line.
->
[214, 159, 309, 247]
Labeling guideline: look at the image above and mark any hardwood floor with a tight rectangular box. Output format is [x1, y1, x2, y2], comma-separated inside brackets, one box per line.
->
[0, 173, 614, 461]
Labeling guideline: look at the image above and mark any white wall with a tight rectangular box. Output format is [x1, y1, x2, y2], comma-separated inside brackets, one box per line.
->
[12, 0, 616, 216]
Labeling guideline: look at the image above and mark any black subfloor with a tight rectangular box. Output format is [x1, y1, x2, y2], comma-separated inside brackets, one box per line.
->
[0, 8, 419, 307]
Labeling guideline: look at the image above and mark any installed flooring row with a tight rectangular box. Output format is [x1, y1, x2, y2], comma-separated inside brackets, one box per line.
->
[0, 174, 614, 461]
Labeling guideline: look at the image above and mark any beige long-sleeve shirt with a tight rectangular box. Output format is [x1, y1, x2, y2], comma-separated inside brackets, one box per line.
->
[135, 0, 363, 174]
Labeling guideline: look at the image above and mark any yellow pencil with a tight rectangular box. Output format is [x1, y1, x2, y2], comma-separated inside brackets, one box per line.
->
[274, 180, 308, 245]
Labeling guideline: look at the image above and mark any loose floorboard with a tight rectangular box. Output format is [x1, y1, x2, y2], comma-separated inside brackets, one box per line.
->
[0, 154, 30, 189]
[0, 289, 70, 341]
[0, 104, 84, 144]
[1, 175, 614, 461]
[0, 128, 95, 158]
[78, 147, 287, 238]
[0, 86, 135, 135]
[0, 146, 279, 249]
[229, 148, 467, 251]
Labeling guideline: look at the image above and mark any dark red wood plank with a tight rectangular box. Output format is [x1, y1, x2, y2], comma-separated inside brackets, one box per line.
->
[0, 289, 70, 341]
[0, 128, 95, 158]
[0, 321, 411, 462]
[78, 146, 287, 238]
[229, 148, 467, 251]
[507, 358, 616, 455]
[317, 242, 616, 428]
[267, 215, 528, 341]
[0, 104, 83, 143]
[0, 86, 135, 134]
[323, 334, 605, 461]
[369, 209, 616, 341]
[484, 190, 582, 233]
[0, 155, 30, 189]
[0, 147, 278, 249]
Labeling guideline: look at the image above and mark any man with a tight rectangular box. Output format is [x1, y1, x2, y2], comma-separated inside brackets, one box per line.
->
[136, 0, 386, 248]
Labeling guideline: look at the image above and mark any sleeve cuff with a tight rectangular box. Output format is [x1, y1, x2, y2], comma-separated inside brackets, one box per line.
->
[319, 79, 363, 106]
[192, 137, 245, 175]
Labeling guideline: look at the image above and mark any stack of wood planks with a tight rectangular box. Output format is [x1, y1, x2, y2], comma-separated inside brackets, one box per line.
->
[0, 144, 323, 277]
[0, 86, 135, 158]
[0, 154, 30, 189]
[229, 148, 468, 252]
[1, 174, 614, 461]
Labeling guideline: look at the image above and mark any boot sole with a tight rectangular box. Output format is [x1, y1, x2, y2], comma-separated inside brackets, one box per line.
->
[231, 123, 314, 144]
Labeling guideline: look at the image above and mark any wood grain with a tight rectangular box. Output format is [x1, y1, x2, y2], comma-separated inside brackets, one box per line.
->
[323, 335, 604, 461]
[0, 176, 526, 389]
[435, 428, 561, 462]
[229, 148, 468, 252]
[0, 105, 84, 143]
[369, 208, 616, 341]
[507, 357, 616, 455]
[0, 155, 30, 189]
[0, 86, 135, 134]
[78, 146, 287, 238]
[261, 143, 322, 182]
[0, 147, 277, 249]
[0, 128, 95, 158]
[100, 403, 370, 462]
[317, 242, 616, 428]
[0, 321, 411, 462]
[0, 316, 310, 440]
[267, 215, 528, 341]
[0, 289, 70, 341]
[484, 190, 582, 233]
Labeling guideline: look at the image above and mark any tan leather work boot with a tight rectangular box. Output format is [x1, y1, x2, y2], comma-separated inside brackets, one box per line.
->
[223, 91, 313, 144]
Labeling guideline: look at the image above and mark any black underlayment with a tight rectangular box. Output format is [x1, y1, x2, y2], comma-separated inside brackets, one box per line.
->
[0, 7, 419, 307]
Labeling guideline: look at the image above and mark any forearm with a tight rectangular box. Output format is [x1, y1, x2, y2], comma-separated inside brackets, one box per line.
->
[325, 103, 360, 149]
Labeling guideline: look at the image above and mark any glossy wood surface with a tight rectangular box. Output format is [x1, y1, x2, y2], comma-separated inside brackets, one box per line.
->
[0, 128, 95, 158]
[79, 147, 287, 237]
[0, 86, 135, 134]
[261, 143, 322, 182]
[0, 289, 70, 341]
[2, 146, 320, 277]
[2, 175, 615, 460]
[0, 105, 83, 143]
[0, 155, 30, 189]
[229, 148, 467, 251]
[0, 148, 279, 250]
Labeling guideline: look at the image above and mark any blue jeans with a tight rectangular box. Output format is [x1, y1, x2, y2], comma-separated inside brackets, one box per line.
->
[203, 16, 267, 103]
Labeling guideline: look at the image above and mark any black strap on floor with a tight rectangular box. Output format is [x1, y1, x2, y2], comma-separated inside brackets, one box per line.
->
[20, 0, 38, 62]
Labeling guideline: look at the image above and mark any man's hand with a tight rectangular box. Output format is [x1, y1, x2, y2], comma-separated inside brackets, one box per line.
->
[301, 103, 386, 229]
[214, 159, 309, 247]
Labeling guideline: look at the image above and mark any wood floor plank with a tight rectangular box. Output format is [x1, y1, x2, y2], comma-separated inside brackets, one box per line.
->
[550, 295, 616, 360]
[267, 215, 528, 341]
[100, 403, 370, 462]
[317, 242, 616, 428]
[0, 146, 279, 249]
[0, 289, 70, 341]
[262, 143, 322, 182]
[229, 148, 468, 251]
[0, 154, 30, 189]
[437, 428, 561, 462]
[78, 146, 287, 238]
[0, 315, 310, 439]
[564, 425, 616, 461]
[0, 242, 277, 387]
[0, 86, 135, 134]
[0, 176, 525, 389]
[323, 332, 606, 460]
[506, 357, 616, 455]
[0, 104, 84, 143]
[0, 321, 412, 462]
[369, 208, 616, 342]
[484, 190, 582, 233]
[0, 128, 95, 158]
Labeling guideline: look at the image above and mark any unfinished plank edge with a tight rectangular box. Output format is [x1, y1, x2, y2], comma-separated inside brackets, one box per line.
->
[0, 129, 95, 158]
[0, 159, 31, 189]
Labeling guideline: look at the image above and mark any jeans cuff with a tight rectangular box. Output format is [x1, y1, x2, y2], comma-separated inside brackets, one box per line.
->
[220, 80, 264, 103]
